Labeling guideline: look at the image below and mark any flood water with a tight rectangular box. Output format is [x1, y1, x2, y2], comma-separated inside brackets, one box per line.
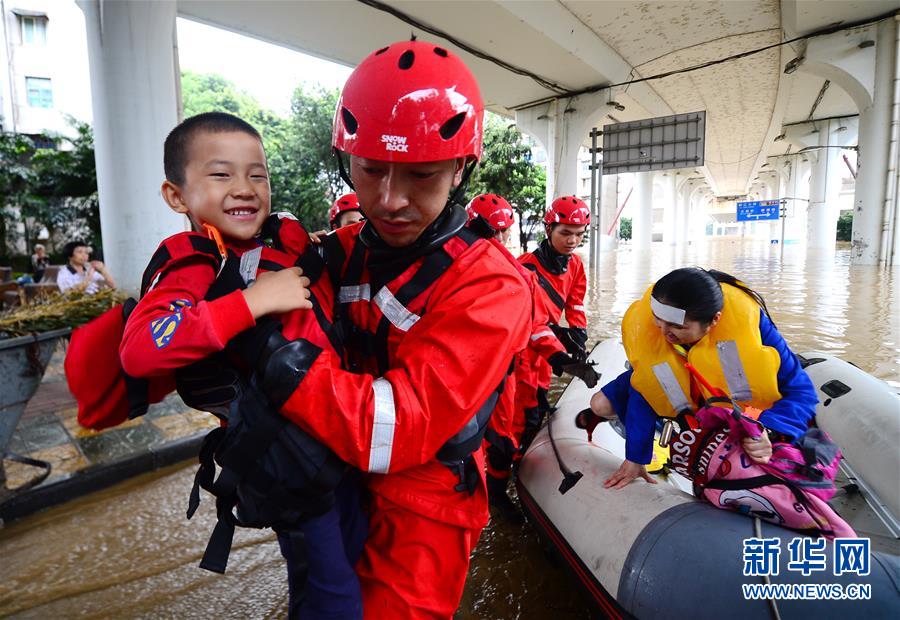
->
[0, 239, 897, 619]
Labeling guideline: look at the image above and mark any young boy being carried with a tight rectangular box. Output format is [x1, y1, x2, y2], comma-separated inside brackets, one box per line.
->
[119, 112, 365, 620]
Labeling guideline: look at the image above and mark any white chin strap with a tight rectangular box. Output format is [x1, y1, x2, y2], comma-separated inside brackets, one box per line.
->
[651, 295, 686, 326]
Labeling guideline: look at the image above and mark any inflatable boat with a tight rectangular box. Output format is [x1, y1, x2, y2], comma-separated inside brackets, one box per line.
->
[516, 339, 900, 619]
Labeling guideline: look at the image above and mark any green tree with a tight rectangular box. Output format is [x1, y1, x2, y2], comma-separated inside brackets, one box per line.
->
[181, 71, 267, 122]
[836, 211, 852, 242]
[468, 114, 546, 251]
[0, 129, 34, 256]
[619, 216, 632, 240]
[28, 121, 100, 251]
[278, 85, 343, 230]
[180, 71, 338, 230]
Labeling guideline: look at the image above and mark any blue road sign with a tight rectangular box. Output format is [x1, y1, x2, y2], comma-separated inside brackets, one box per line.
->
[737, 199, 780, 222]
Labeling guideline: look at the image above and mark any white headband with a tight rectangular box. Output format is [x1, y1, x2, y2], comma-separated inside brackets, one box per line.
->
[651, 295, 686, 326]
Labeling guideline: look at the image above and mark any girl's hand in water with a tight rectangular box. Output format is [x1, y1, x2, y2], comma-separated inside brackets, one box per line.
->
[742, 430, 772, 464]
[603, 459, 658, 490]
[243, 267, 313, 318]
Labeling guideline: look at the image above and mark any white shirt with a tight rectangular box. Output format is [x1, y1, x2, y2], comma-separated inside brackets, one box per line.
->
[57, 264, 106, 294]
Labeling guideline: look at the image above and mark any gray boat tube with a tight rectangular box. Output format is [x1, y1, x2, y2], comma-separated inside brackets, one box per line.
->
[516, 339, 900, 619]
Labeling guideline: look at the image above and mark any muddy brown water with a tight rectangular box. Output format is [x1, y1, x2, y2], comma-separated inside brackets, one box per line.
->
[1, 240, 896, 618]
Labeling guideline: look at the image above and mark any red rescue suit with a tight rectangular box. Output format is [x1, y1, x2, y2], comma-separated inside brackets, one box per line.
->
[484, 244, 565, 479]
[273, 217, 531, 618]
[517, 243, 587, 390]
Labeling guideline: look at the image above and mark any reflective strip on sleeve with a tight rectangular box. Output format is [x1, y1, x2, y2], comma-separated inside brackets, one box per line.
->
[717, 340, 752, 402]
[339, 283, 371, 303]
[373, 286, 421, 332]
[573, 305, 585, 312]
[531, 330, 554, 341]
[368, 378, 396, 474]
[239, 247, 263, 285]
[651, 362, 692, 415]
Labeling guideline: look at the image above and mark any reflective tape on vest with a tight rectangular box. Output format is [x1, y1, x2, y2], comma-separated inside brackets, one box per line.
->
[373, 286, 421, 332]
[339, 283, 371, 303]
[531, 330, 554, 341]
[716, 340, 752, 402]
[240, 247, 262, 285]
[573, 305, 585, 312]
[368, 378, 396, 474]
[651, 361, 692, 415]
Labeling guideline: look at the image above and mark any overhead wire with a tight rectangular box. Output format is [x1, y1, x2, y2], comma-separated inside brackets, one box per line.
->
[352, 0, 897, 112]
[355, 0, 571, 94]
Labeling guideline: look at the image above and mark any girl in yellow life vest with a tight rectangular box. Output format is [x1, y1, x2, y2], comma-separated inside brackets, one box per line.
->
[577, 267, 818, 489]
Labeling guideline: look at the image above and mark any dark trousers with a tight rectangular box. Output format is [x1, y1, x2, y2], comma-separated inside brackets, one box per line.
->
[277, 472, 368, 619]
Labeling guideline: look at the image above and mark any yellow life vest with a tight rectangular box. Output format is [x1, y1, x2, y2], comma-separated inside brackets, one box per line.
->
[621, 283, 782, 417]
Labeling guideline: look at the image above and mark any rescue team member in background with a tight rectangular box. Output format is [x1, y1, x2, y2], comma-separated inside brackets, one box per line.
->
[236, 40, 531, 617]
[516, 196, 591, 452]
[118, 112, 367, 619]
[466, 194, 598, 521]
[57, 240, 117, 294]
[465, 192, 514, 246]
[579, 267, 818, 489]
[329, 192, 365, 229]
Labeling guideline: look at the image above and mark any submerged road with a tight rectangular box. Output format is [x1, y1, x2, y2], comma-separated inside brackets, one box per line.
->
[1, 239, 896, 618]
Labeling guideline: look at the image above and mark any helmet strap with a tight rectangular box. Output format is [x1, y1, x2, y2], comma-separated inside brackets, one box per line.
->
[448, 159, 478, 207]
[334, 148, 355, 190]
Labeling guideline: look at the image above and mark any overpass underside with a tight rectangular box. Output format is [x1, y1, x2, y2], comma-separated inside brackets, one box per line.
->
[75, 0, 900, 290]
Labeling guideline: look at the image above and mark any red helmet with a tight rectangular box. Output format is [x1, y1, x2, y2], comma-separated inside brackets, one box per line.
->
[466, 194, 515, 231]
[329, 193, 361, 224]
[332, 40, 484, 163]
[544, 196, 590, 226]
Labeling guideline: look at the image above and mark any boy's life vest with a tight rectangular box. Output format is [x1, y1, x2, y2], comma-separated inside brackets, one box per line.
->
[65, 214, 347, 575]
[621, 283, 782, 418]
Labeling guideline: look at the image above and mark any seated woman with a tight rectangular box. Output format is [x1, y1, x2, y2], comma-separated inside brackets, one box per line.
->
[580, 267, 818, 489]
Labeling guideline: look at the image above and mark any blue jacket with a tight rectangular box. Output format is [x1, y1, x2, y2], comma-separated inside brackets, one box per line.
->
[601, 310, 818, 464]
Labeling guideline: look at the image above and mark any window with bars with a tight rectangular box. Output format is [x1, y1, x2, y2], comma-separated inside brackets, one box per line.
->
[25, 77, 53, 108]
[20, 16, 48, 45]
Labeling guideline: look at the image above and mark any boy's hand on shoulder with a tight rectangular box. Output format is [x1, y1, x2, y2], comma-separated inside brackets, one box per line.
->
[308, 229, 329, 244]
[243, 267, 313, 318]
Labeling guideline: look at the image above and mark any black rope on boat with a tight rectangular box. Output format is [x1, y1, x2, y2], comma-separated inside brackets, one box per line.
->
[546, 408, 583, 494]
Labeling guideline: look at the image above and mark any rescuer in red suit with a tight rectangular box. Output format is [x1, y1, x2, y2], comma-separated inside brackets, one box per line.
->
[516, 196, 592, 452]
[247, 41, 532, 618]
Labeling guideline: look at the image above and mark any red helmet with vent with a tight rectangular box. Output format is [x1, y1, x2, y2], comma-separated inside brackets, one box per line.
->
[544, 196, 590, 226]
[466, 194, 515, 231]
[332, 40, 484, 163]
[328, 193, 361, 225]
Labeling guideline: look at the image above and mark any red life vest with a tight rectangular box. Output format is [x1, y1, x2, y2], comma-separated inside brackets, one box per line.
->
[318, 219, 509, 494]
[68, 215, 327, 431]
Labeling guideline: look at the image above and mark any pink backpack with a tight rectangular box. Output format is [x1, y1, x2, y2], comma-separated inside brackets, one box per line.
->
[668, 405, 855, 538]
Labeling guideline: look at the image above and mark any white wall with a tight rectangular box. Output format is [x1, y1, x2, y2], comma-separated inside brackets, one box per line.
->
[0, 0, 92, 136]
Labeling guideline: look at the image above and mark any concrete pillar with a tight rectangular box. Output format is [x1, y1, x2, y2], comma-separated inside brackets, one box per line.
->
[78, 0, 184, 292]
[854, 17, 897, 264]
[516, 96, 598, 206]
[689, 190, 711, 243]
[676, 183, 692, 245]
[661, 173, 677, 245]
[803, 18, 895, 263]
[806, 121, 844, 249]
[599, 174, 618, 250]
[632, 171, 654, 250]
